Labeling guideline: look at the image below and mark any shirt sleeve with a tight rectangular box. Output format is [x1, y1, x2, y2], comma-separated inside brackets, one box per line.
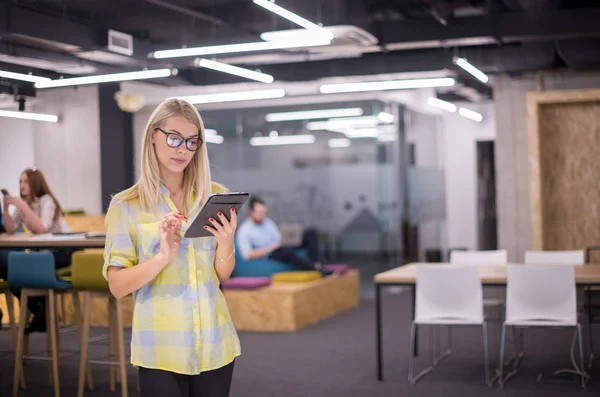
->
[38, 195, 57, 232]
[102, 201, 138, 280]
[236, 223, 253, 260]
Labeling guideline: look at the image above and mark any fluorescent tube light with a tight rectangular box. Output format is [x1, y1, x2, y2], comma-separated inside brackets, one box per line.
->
[328, 138, 351, 148]
[0, 70, 50, 84]
[198, 59, 274, 83]
[35, 69, 173, 88]
[428, 97, 457, 113]
[320, 77, 455, 94]
[454, 57, 489, 83]
[341, 128, 380, 138]
[206, 134, 224, 144]
[377, 112, 394, 123]
[265, 107, 363, 122]
[306, 116, 388, 131]
[250, 134, 315, 146]
[0, 109, 58, 123]
[204, 129, 218, 136]
[179, 89, 285, 105]
[459, 108, 483, 122]
[153, 38, 330, 59]
[253, 0, 334, 41]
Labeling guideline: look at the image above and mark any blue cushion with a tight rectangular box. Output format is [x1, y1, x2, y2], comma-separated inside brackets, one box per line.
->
[232, 241, 308, 277]
[7, 251, 72, 290]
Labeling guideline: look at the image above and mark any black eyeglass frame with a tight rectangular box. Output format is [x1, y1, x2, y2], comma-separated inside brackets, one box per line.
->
[156, 127, 203, 151]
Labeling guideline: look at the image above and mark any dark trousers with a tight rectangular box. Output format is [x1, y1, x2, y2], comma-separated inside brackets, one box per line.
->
[0, 249, 72, 315]
[138, 361, 235, 397]
[297, 228, 319, 263]
[269, 229, 320, 271]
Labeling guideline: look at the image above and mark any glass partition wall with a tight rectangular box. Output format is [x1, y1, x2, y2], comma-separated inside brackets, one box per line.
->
[203, 100, 443, 271]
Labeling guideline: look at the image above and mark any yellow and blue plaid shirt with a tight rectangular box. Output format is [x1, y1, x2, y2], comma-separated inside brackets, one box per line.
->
[102, 182, 241, 375]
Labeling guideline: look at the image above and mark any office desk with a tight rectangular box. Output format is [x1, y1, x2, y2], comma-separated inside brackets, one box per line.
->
[0, 233, 105, 250]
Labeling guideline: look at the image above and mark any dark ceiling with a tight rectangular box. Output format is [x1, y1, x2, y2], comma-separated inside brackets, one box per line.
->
[1, 0, 600, 101]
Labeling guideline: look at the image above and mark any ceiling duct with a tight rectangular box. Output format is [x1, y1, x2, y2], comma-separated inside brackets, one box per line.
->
[556, 38, 600, 69]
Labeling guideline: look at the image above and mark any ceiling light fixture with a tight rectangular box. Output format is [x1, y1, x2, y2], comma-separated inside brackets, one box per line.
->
[198, 59, 274, 83]
[250, 134, 316, 146]
[253, 0, 334, 41]
[459, 108, 483, 122]
[453, 57, 489, 83]
[179, 88, 285, 105]
[0, 109, 58, 123]
[340, 128, 380, 138]
[152, 38, 330, 59]
[265, 107, 364, 122]
[328, 138, 351, 148]
[306, 115, 392, 131]
[320, 77, 455, 94]
[206, 134, 224, 144]
[377, 112, 394, 123]
[35, 69, 174, 88]
[428, 97, 457, 113]
[0, 70, 50, 84]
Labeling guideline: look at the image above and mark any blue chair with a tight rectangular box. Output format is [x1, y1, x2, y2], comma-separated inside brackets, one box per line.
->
[231, 241, 310, 277]
[8, 251, 79, 397]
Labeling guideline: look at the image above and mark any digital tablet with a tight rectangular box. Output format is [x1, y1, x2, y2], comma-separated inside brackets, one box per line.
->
[184, 192, 249, 238]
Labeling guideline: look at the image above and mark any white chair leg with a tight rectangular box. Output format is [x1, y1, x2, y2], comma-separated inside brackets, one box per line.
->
[483, 322, 490, 386]
[408, 321, 416, 383]
[497, 323, 507, 388]
[577, 324, 588, 390]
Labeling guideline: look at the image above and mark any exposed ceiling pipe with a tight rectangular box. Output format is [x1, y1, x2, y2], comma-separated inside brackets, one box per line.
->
[502, 0, 560, 14]
[142, 0, 228, 26]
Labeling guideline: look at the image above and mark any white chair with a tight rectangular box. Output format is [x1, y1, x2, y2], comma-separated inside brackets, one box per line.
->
[409, 264, 490, 385]
[524, 250, 585, 265]
[450, 250, 507, 321]
[497, 264, 589, 389]
[525, 249, 591, 365]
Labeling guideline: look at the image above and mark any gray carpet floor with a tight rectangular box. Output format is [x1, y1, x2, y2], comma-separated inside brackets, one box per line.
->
[0, 289, 597, 397]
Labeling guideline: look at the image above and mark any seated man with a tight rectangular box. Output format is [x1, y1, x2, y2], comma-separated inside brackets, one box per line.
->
[236, 196, 329, 274]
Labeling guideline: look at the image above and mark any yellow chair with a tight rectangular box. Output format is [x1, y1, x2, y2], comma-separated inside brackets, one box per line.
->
[72, 251, 128, 397]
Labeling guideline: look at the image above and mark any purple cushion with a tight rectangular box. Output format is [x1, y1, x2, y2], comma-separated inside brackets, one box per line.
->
[222, 277, 271, 290]
[323, 264, 350, 275]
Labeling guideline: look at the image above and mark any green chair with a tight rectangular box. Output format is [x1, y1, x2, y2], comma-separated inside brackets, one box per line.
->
[72, 251, 128, 397]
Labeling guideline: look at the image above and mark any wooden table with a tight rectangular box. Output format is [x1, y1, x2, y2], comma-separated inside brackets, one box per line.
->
[373, 263, 600, 381]
[0, 233, 105, 250]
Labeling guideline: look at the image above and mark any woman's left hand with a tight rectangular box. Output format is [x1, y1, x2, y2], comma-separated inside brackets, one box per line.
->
[4, 195, 26, 209]
[204, 207, 237, 246]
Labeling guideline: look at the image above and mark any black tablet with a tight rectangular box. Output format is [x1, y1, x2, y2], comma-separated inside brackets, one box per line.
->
[184, 192, 249, 238]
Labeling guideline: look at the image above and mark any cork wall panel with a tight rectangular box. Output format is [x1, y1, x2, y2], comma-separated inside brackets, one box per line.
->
[538, 101, 600, 250]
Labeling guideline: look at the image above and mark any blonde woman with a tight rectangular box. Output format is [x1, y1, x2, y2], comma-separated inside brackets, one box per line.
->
[103, 98, 240, 397]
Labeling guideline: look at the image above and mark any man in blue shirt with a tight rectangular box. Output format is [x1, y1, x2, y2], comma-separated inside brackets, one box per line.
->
[236, 196, 327, 273]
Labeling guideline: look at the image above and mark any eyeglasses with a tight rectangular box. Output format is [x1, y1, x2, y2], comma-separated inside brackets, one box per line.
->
[156, 128, 203, 151]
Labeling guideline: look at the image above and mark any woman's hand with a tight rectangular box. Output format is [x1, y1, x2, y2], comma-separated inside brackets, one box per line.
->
[157, 212, 185, 264]
[204, 207, 237, 246]
[4, 195, 26, 209]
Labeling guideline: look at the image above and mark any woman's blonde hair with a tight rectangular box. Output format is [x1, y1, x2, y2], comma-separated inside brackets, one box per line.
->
[113, 98, 212, 214]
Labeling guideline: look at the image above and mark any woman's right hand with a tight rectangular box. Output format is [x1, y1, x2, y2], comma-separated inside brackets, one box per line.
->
[157, 212, 185, 265]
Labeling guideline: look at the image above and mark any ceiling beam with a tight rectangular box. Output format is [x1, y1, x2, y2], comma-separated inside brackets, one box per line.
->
[373, 8, 600, 46]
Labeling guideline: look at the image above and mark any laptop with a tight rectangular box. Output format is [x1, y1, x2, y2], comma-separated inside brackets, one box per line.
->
[279, 223, 304, 247]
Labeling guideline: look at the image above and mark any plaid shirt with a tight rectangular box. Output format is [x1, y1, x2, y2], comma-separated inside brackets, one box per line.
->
[103, 182, 240, 375]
